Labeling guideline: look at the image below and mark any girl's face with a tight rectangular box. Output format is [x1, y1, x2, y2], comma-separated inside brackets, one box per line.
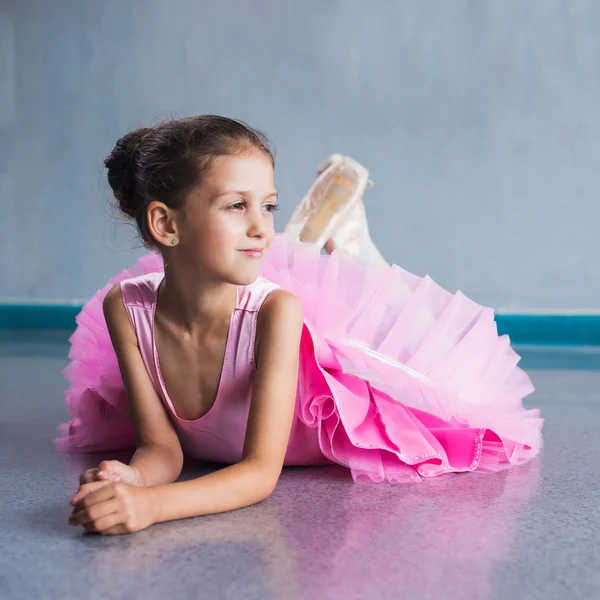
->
[177, 147, 278, 284]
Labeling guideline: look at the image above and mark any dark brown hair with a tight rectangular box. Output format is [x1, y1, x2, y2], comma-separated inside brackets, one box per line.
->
[104, 115, 275, 248]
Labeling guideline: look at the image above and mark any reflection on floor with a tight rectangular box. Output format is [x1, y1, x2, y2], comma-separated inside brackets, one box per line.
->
[0, 331, 598, 600]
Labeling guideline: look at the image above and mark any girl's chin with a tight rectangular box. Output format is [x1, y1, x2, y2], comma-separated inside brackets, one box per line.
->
[231, 266, 263, 286]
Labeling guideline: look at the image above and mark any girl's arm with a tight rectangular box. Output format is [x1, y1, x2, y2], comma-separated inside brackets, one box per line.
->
[102, 283, 184, 487]
[70, 289, 303, 534]
[147, 289, 304, 522]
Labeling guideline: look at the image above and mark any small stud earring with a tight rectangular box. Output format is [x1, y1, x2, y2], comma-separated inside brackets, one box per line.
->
[171, 239, 178, 245]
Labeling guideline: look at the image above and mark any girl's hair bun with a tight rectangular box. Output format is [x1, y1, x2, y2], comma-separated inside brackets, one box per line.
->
[104, 127, 152, 218]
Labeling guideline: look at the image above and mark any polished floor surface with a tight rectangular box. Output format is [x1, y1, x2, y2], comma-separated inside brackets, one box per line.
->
[1, 331, 598, 600]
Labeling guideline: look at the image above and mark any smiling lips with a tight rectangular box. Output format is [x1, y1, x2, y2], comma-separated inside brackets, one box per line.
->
[239, 248, 264, 258]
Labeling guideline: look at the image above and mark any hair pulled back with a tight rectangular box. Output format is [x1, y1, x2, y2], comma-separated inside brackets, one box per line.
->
[104, 115, 275, 248]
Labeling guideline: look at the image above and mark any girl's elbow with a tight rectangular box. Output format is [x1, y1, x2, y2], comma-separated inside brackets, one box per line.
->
[170, 451, 184, 481]
[257, 466, 282, 499]
[173, 447, 184, 470]
[244, 459, 281, 499]
[157, 443, 184, 477]
[259, 480, 277, 501]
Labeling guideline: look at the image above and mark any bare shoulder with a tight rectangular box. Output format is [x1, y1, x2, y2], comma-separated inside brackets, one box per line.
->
[103, 282, 125, 315]
[255, 289, 304, 362]
[260, 289, 303, 319]
[257, 289, 304, 336]
[103, 282, 137, 347]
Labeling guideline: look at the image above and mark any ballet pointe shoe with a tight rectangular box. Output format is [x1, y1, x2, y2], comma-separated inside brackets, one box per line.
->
[283, 154, 389, 268]
[283, 153, 346, 247]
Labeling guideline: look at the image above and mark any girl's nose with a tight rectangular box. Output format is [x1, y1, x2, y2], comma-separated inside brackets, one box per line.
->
[247, 207, 267, 237]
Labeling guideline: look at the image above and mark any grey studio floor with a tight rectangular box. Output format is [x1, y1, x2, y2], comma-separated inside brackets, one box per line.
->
[1, 330, 599, 600]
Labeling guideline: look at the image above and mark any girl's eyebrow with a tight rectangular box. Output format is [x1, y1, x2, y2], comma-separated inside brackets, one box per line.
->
[213, 191, 279, 200]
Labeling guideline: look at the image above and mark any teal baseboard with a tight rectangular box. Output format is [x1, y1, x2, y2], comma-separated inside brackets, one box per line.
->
[0, 304, 599, 346]
[495, 314, 600, 346]
[0, 304, 83, 331]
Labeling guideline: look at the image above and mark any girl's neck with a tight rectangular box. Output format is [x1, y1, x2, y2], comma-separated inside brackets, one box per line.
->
[158, 263, 238, 333]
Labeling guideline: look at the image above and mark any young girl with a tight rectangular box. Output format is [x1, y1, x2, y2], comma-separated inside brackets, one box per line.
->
[60, 115, 543, 536]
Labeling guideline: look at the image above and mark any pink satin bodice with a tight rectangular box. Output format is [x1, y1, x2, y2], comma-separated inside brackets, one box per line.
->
[120, 272, 332, 466]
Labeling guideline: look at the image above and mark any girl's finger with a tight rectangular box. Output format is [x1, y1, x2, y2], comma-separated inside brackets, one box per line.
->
[69, 498, 121, 527]
[80, 515, 122, 534]
[70, 480, 113, 506]
[100, 524, 128, 536]
[72, 483, 119, 513]
[97, 460, 114, 479]
[79, 469, 98, 485]
[99, 460, 131, 483]
[97, 470, 120, 482]
[88, 512, 127, 535]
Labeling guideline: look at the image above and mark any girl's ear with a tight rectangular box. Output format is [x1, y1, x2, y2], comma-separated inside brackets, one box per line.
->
[147, 201, 178, 247]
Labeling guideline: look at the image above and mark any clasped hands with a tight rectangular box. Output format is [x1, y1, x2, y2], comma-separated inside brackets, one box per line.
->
[68, 460, 154, 535]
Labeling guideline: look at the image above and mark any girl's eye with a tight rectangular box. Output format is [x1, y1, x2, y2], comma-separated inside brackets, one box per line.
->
[229, 202, 280, 212]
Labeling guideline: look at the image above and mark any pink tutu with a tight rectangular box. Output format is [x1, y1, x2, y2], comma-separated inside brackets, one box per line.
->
[57, 233, 542, 483]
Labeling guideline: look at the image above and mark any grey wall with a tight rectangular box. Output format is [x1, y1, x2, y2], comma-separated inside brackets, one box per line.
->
[2, 0, 598, 309]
